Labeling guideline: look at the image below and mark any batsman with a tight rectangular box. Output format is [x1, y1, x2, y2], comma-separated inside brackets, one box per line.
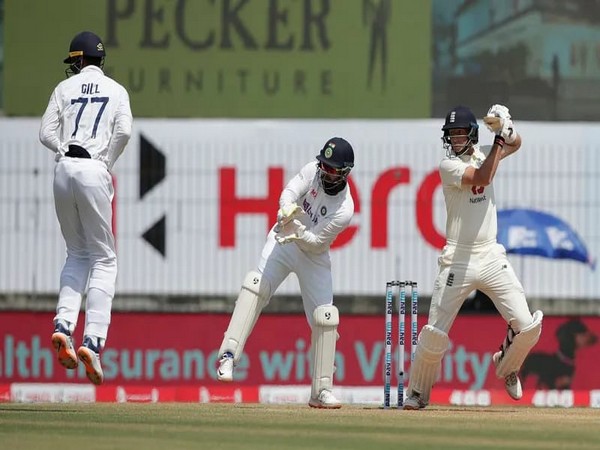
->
[404, 104, 543, 410]
[216, 137, 355, 409]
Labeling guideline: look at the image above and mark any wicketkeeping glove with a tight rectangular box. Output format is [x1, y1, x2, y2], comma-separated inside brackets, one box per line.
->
[275, 219, 306, 245]
[277, 203, 304, 226]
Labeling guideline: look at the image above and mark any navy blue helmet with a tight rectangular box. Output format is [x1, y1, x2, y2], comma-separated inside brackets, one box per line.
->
[441, 105, 479, 156]
[64, 31, 105, 77]
[316, 137, 354, 195]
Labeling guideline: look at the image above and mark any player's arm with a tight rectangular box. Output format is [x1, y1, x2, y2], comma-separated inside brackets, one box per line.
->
[276, 197, 353, 253]
[39, 90, 61, 153]
[293, 210, 351, 254]
[279, 162, 313, 207]
[461, 137, 504, 187]
[106, 88, 133, 169]
[500, 132, 521, 160]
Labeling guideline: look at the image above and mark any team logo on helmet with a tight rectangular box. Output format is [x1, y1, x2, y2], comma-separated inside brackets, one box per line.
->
[97, 43, 104, 52]
[324, 145, 334, 158]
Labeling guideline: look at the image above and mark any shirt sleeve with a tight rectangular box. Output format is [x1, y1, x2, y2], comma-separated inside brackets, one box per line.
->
[439, 157, 466, 188]
[279, 162, 314, 208]
[39, 90, 61, 153]
[106, 87, 133, 170]
[295, 194, 353, 254]
[296, 215, 349, 254]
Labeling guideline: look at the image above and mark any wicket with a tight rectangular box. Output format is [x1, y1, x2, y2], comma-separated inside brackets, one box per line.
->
[383, 280, 418, 408]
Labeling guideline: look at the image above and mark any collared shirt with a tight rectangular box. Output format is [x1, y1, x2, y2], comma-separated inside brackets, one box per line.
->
[439, 145, 497, 248]
[39, 65, 132, 170]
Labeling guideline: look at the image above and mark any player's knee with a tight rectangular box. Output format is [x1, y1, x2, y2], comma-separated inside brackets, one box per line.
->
[513, 310, 543, 344]
[417, 325, 450, 362]
[241, 270, 271, 308]
[313, 305, 339, 328]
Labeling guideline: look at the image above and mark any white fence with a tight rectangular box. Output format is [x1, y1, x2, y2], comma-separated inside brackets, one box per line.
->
[1, 119, 598, 299]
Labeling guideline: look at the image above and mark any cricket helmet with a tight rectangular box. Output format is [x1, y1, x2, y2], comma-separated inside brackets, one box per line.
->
[316, 137, 354, 195]
[64, 31, 105, 76]
[441, 105, 479, 156]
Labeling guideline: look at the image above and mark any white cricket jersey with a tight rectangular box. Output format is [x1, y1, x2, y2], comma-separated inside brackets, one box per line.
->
[439, 144, 496, 247]
[39, 66, 132, 169]
[279, 162, 354, 254]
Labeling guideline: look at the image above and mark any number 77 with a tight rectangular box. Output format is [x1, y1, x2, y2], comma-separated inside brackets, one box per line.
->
[70, 96, 110, 138]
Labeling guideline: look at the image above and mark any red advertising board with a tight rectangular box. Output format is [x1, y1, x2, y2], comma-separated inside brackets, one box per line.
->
[1, 311, 599, 393]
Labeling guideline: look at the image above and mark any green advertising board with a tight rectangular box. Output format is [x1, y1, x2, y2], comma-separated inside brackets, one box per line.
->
[6, 0, 430, 118]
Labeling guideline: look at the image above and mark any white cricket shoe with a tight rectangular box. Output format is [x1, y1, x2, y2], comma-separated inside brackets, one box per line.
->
[217, 353, 234, 382]
[77, 336, 104, 386]
[403, 392, 426, 410]
[51, 322, 78, 369]
[308, 389, 342, 409]
[493, 351, 523, 400]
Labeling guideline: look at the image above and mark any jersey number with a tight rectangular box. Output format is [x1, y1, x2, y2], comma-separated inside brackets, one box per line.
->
[70, 97, 109, 138]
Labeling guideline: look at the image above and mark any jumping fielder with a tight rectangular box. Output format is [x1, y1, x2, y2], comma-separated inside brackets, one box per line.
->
[39, 31, 132, 385]
[216, 137, 355, 409]
[403, 105, 543, 409]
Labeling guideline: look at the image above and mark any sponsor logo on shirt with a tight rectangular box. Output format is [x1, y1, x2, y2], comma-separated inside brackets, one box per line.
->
[302, 199, 319, 225]
[470, 195, 487, 204]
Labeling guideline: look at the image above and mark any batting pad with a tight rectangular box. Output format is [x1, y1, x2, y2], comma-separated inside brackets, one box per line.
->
[407, 325, 449, 404]
[495, 310, 543, 378]
[311, 305, 339, 397]
[219, 270, 271, 363]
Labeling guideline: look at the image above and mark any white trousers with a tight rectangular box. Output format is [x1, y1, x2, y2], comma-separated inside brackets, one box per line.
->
[53, 158, 116, 340]
[428, 243, 533, 334]
[258, 229, 333, 327]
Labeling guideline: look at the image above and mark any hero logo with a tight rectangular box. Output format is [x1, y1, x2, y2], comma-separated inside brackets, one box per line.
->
[219, 166, 446, 250]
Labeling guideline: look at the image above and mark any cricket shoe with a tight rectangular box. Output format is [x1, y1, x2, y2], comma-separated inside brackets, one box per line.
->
[308, 389, 342, 409]
[77, 336, 104, 385]
[51, 322, 78, 369]
[493, 351, 522, 400]
[403, 392, 427, 410]
[217, 352, 234, 382]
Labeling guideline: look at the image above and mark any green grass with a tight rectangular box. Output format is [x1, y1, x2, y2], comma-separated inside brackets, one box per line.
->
[1, 403, 599, 449]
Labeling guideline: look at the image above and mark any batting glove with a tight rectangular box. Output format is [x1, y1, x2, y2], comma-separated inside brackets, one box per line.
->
[499, 118, 517, 143]
[483, 104, 517, 143]
[275, 219, 306, 245]
[487, 104, 511, 120]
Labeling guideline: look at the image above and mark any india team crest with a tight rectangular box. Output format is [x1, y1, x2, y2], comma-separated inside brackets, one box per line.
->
[324, 144, 334, 158]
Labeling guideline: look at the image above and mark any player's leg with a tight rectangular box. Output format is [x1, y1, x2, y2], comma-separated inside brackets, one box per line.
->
[217, 232, 288, 381]
[403, 325, 449, 409]
[73, 164, 116, 385]
[308, 305, 341, 409]
[405, 259, 473, 409]
[217, 269, 274, 381]
[296, 254, 341, 408]
[480, 244, 543, 400]
[51, 161, 88, 369]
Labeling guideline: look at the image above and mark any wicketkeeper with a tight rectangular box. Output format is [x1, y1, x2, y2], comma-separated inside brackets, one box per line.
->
[216, 137, 355, 409]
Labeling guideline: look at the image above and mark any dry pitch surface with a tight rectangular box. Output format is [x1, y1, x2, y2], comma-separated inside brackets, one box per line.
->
[1, 403, 599, 449]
